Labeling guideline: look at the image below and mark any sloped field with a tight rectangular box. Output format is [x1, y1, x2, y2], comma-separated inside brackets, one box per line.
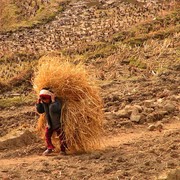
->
[0, 0, 179, 179]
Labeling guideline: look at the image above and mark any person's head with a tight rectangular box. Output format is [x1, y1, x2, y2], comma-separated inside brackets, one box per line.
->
[39, 88, 53, 104]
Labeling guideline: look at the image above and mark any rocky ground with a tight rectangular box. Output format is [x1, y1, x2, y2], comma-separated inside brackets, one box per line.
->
[0, 0, 180, 179]
[0, 112, 179, 180]
[0, 0, 174, 54]
[0, 60, 179, 179]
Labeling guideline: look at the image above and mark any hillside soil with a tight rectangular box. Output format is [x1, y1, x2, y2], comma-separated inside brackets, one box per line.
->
[0, 63, 179, 179]
[0, 118, 179, 180]
[0, 0, 180, 180]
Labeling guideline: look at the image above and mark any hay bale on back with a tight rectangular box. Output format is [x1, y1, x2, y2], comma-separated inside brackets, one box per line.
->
[33, 55, 104, 153]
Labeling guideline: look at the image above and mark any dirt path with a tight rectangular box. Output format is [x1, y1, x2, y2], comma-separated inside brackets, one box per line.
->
[107, 120, 180, 147]
[0, 120, 179, 180]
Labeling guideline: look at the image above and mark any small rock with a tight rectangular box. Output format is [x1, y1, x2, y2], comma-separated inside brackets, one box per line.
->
[115, 157, 126, 163]
[122, 171, 129, 176]
[155, 99, 164, 108]
[130, 112, 141, 123]
[119, 121, 133, 128]
[144, 100, 155, 108]
[105, 112, 113, 120]
[148, 124, 156, 131]
[157, 174, 168, 180]
[139, 114, 146, 124]
[148, 122, 163, 131]
[163, 103, 176, 113]
[158, 110, 168, 116]
[147, 116, 155, 123]
[147, 111, 167, 122]
[121, 59, 130, 64]
[144, 161, 150, 166]
[112, 94, 120, 101]
[9, 106, 16, 110]
[124, 105, 134, 113]
[133, 105, 143, 113]
[106, 101, 114, 107]
[106, 0, 116, 5]
[144, 107, 154, 113]
[113, 109, 130, 118]
[155, 122, 163, 131]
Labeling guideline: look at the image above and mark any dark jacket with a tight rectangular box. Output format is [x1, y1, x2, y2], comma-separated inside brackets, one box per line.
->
[36, 98, 62, 130]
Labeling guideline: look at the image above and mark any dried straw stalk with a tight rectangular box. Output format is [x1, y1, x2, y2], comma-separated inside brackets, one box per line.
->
[33, 55, 104, 153]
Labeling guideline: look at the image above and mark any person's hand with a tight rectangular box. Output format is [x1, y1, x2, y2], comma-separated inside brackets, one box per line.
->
[51, 93, 56, 102]
[37, 98, 41, 103]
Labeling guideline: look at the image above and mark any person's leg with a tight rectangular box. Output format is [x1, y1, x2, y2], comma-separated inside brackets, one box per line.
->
[56, 128, 67, 153]
[45, 127, 55, 150]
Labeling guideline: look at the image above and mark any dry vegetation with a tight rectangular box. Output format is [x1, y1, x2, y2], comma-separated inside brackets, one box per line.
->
[33, 56, 104, 153]
[0, 2, 179, 107]
[0, 0, 67, 32]
[0, 52, 40, 96]
[65, 7, 180, 78]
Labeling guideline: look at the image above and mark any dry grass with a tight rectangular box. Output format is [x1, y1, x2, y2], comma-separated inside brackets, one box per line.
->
[0, 93, 35, 109]
[33, 54, 104, 153]
[1, 6, 179, 93]
[111, 8, 180, 44]
[0, 0, 67, 32]
[0, 52, 40, 94]
[1, 1, 179, 110]
[85, 30, 179, 82]
[0, 55, 37, 90]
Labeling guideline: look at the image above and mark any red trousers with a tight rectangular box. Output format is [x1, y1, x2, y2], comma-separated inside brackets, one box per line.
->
[45, 127, 67, 152]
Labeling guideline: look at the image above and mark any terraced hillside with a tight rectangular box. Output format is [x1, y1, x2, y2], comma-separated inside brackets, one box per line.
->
[0, 0, 180, 179]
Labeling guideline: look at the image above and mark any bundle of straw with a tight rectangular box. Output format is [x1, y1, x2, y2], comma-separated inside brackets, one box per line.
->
[33, 55, 104, 153]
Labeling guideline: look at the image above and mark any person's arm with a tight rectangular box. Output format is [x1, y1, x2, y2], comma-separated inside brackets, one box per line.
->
[50, 98, 62, 113]
[36, 99, 45, 114]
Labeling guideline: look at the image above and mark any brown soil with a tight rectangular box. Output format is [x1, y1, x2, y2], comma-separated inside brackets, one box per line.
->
[0, 64, 179, 179]
[0, 119, 179, 180]
[0, 49, 179, 180]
